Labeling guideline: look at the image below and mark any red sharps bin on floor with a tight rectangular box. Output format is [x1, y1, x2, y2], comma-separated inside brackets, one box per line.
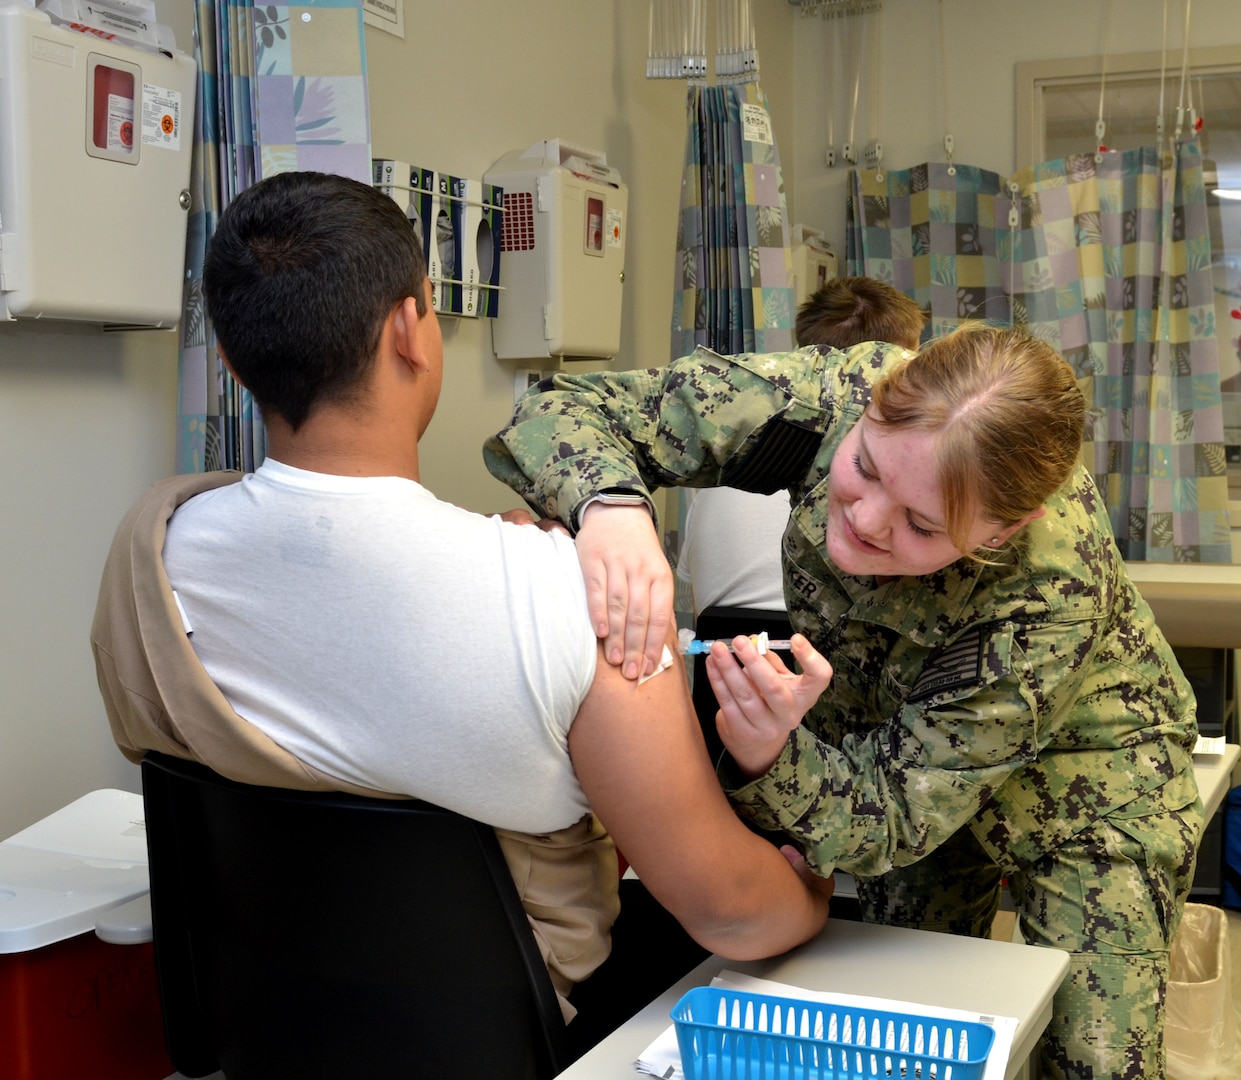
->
[0, 789, 173, 1080]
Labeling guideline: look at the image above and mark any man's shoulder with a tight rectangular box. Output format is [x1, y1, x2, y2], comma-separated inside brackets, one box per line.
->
[151, 469, 244, 510]
[153, 468, 243, 496]
[113, 470, 244, 548]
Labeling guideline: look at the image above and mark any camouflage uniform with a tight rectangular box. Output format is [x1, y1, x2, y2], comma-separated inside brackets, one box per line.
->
[484, 342, 1202, 1080]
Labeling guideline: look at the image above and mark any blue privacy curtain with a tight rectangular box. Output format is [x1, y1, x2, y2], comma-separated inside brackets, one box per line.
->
[177, 0, 373, 473]
[668, 76, 798, 633]
[670, 81, 796, 362]
[846, 143, 1231, 563]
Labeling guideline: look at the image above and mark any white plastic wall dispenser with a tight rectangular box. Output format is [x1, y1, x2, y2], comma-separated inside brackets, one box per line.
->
[484, 138, 628, 361]
[0, 2, 196, 326]
[790, 224, 837, 308]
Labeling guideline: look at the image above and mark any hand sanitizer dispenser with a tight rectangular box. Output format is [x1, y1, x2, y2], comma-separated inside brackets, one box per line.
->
[485, 139, 627, 362]
[0, 1, 196, 326]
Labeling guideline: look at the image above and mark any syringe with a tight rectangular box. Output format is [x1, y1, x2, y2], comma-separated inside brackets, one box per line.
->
[676, 629, 793, 656]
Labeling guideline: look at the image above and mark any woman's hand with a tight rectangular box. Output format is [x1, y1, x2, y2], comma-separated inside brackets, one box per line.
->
[496, 507, 538, 526]
[781, 845, 837, 903]
[707, 633, 832, 779]
[575, 503, 675, 681]
[496, 508, 572, 536]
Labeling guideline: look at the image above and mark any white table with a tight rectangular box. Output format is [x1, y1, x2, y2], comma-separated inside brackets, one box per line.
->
[1193, 742, 1240, 821]
[556, 917, 1068, 1080]
[1125, 562, 1241, 650]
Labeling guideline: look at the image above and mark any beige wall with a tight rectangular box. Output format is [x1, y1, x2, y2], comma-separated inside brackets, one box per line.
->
[365, 0, 795, 511]
[0, 0, 1238, 840]
[0, 0, 193, 840]
[0, 325, 178, 837]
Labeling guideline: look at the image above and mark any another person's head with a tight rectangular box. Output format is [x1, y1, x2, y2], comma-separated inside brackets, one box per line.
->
[795, 276, 928, 352]
[203, 171, 428, 431]
[826, 324, 1085, 578]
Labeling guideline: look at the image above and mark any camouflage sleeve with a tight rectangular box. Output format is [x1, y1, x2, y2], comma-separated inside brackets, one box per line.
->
[482, 347, 834, 529]
[725, 617, 1102, 879]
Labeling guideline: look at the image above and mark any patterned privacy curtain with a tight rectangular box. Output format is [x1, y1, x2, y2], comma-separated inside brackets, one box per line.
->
[178, 0, 373, 473]
[846, 143, 1232, 563]
[670, 81, 796, 361]
[1006, 144, 1230, 562]
[845, 162, 1012, 337]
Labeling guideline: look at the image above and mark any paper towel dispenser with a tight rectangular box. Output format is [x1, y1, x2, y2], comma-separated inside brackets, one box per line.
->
[0, 1, 196, 326]
[484, 139, 627, 362]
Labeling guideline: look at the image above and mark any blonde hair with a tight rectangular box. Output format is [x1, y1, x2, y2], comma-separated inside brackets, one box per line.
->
[868, 325, 1085, 555]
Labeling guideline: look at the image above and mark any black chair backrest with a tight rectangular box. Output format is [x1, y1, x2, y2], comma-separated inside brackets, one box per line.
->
[141, 752, 568, 1080]
[690, 606, 795, 768]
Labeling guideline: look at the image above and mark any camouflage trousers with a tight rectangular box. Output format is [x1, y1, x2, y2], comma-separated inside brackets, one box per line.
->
[853, 789, 1203, 1080]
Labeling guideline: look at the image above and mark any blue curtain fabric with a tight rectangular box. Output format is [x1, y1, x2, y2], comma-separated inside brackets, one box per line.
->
[669, 79, 797, 633]
[177, 0, 372, 473]
[671, 81, 796, 361]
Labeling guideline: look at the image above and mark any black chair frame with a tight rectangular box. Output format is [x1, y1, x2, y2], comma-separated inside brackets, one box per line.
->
[141, 752, 569, 1080]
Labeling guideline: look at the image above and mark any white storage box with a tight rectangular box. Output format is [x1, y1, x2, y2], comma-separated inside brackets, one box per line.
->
[0, 789, 170, 1080]
[790, 224, 838, 308]
[0, 788, 150, 953]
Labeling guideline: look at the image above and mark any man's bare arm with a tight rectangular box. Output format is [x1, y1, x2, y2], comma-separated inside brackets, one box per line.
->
[568, 641, 831, 959]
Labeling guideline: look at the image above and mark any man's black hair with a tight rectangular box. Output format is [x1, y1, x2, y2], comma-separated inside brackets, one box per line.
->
[204, 171, 427, 430]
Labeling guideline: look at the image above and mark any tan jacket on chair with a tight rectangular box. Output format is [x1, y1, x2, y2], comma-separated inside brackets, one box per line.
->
[90, 471, 618, 1021]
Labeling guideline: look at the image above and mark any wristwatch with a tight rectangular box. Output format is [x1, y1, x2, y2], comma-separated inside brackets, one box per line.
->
[575, 490, 654, 531]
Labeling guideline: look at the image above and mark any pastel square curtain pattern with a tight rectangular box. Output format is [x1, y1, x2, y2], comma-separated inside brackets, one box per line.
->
[671, 81, 796, 362]
[846, 143, 1231, 564]
[845, 162, 1012, 335]
[178, 0, 372, 474]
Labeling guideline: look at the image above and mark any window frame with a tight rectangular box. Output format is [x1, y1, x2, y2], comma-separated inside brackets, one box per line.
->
[1015, 45, 1241, 170]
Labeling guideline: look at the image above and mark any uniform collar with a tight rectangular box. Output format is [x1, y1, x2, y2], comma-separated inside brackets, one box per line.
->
[838, 558, 990, 645]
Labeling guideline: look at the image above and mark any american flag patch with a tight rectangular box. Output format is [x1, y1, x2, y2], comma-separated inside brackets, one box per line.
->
[908, 629, 986, 703]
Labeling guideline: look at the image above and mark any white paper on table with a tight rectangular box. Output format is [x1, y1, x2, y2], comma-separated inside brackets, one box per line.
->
[636, 969, 1018, 1080]
[1193, 734, 1226, 756]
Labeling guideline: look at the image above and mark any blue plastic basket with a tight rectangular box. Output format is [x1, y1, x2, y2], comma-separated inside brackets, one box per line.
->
[671, 985, 997, 1080]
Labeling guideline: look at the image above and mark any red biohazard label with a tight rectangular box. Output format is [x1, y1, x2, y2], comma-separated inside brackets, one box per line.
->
[119, 121, 133, 147]
[161, 113, 175, 135]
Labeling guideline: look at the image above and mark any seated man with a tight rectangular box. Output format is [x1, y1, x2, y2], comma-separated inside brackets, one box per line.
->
[90, 171, 831, 1054]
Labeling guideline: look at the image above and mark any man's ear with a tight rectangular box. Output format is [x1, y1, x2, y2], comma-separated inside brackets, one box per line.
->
[391, 295, 429, 374]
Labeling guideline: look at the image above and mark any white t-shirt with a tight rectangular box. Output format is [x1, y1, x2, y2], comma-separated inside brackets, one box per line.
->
[677, 488, 790, 612]
[163, 459, 598, 834]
